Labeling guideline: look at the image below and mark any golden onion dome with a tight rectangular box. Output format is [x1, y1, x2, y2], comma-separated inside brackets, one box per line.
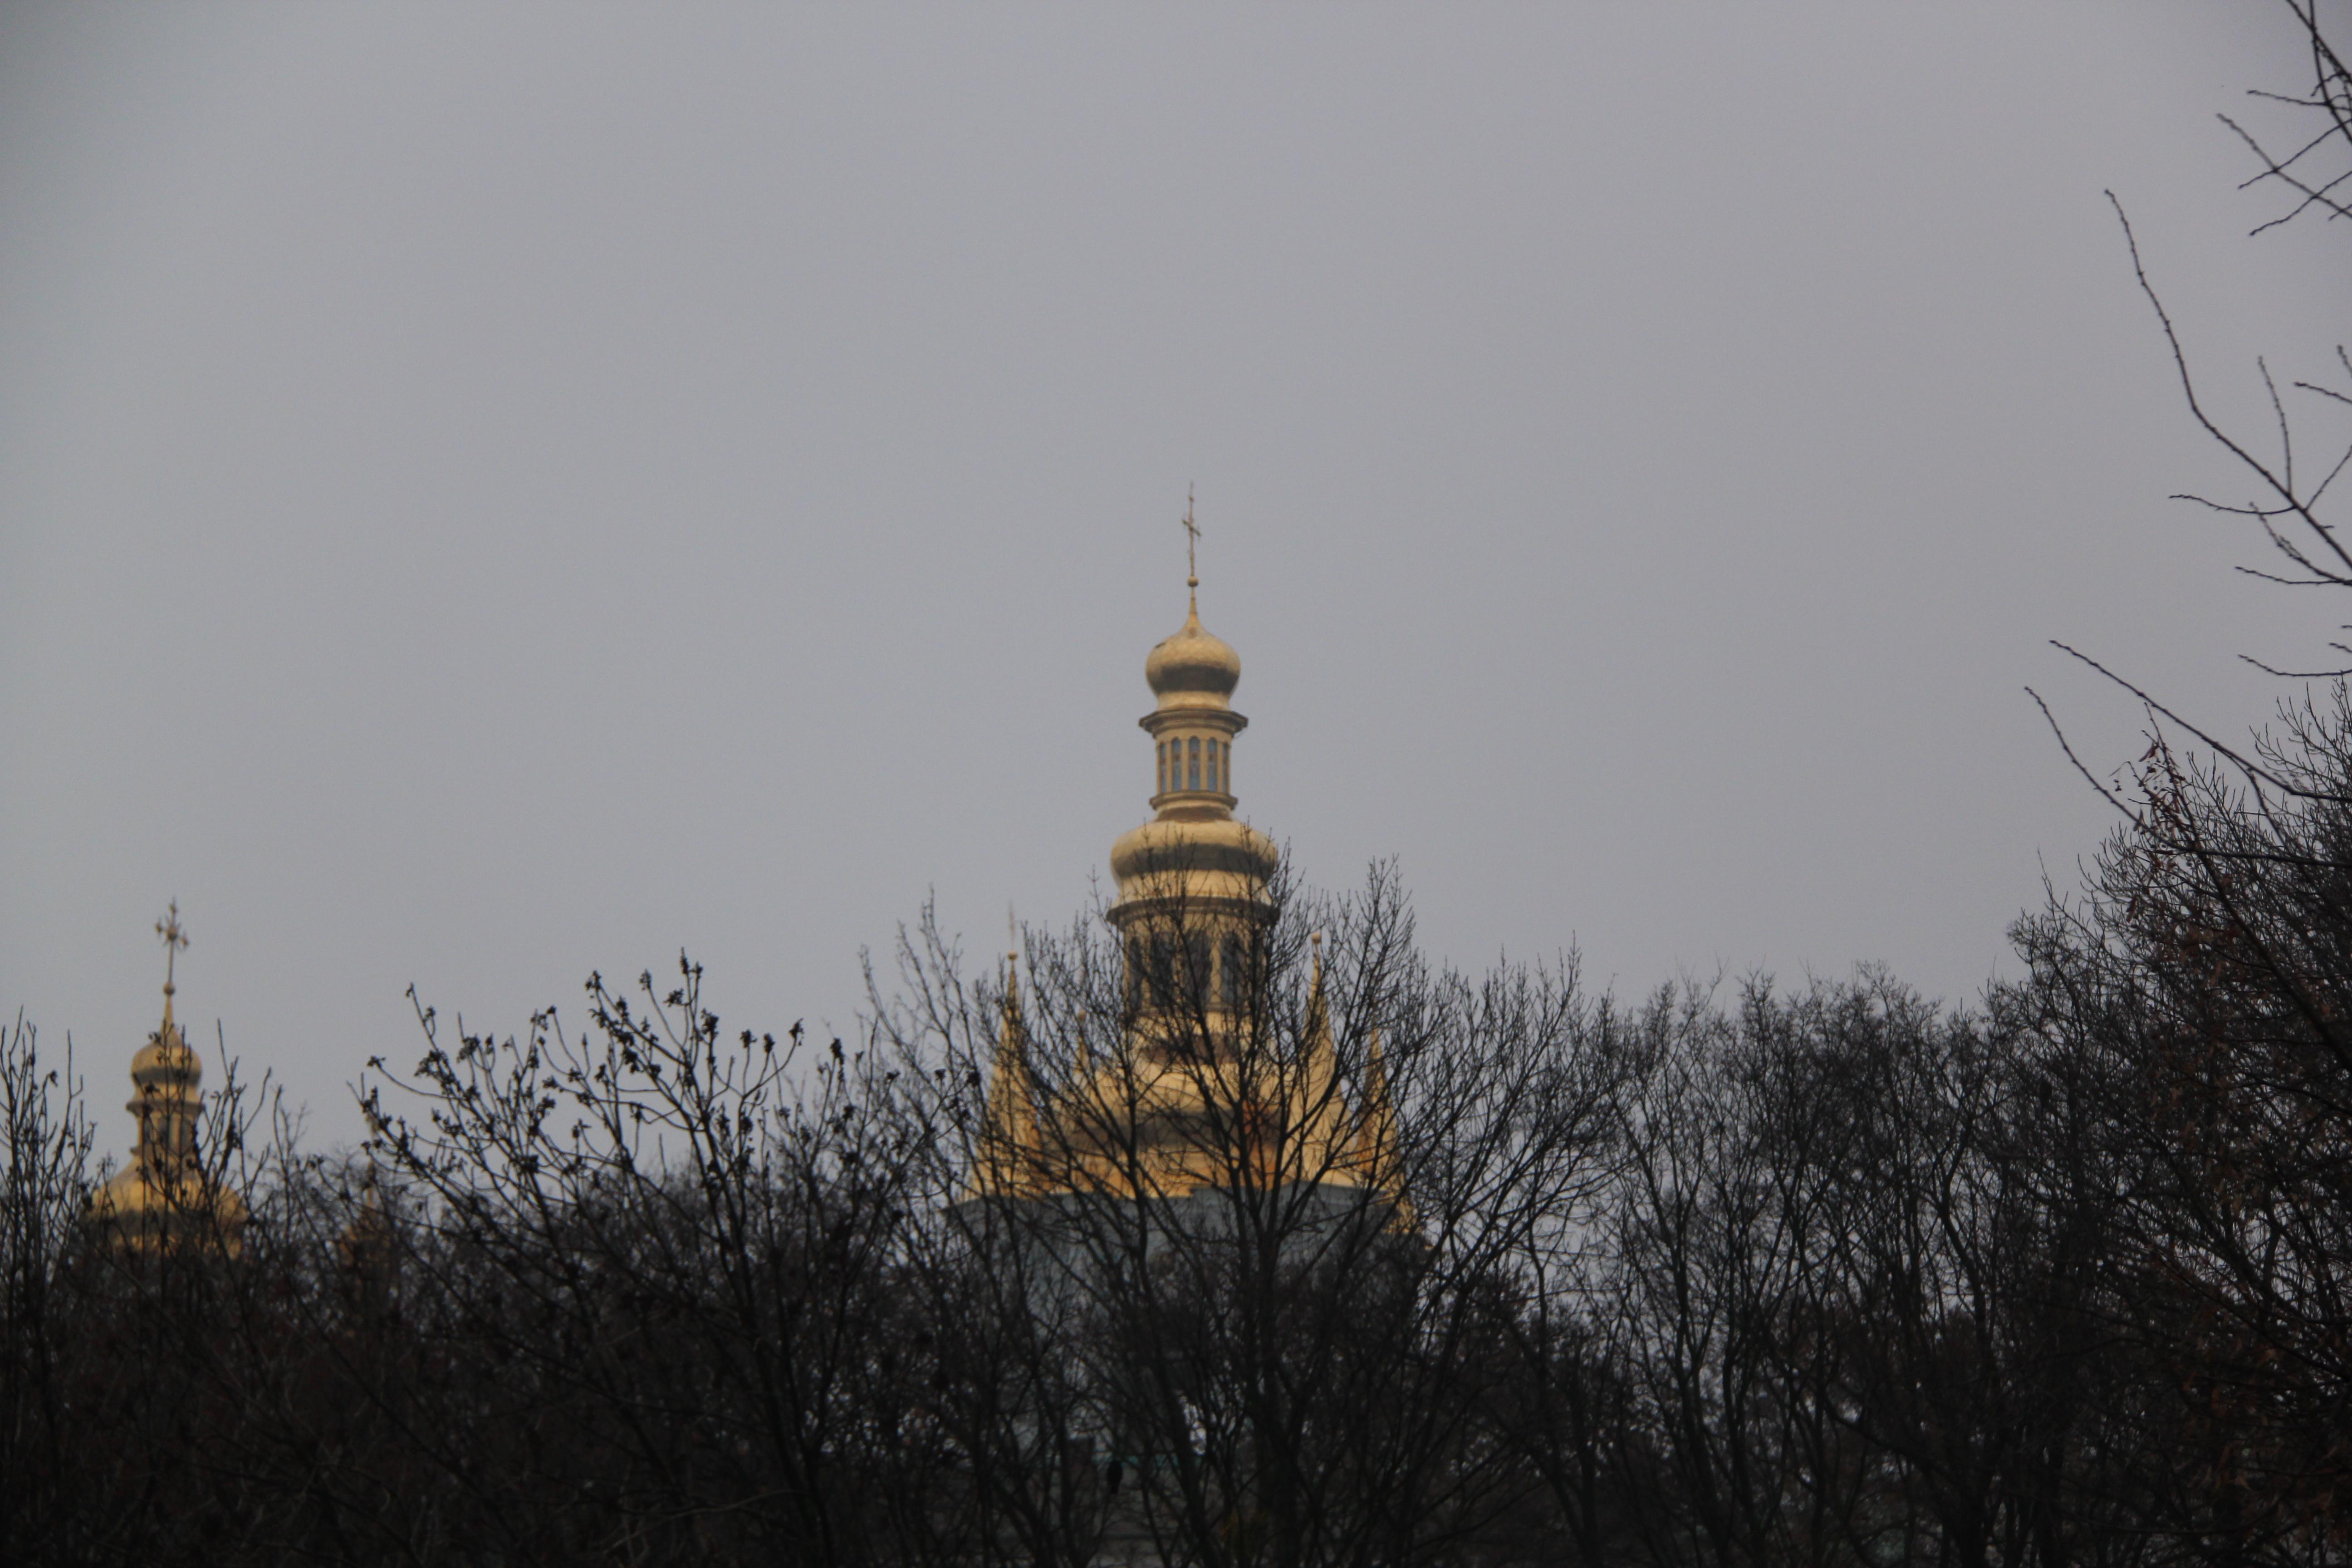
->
[131, 1029, 201, 1094]
[1110, 814, 1279, 894]
[1144, 599, 1241, 711]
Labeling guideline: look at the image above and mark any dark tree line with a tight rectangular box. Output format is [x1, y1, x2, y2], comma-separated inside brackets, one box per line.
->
[7, 6, 2349, 1565]
[4, 826, 2349, 1568]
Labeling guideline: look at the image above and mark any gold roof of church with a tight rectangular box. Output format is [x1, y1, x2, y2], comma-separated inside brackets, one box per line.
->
[1144, 597, 1242, 710]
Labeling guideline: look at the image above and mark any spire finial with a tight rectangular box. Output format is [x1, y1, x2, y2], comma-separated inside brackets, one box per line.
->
[155, 900, 189, 1029]
[1181, 485, 1200, 608]
[1005, 908, 1023, 1011]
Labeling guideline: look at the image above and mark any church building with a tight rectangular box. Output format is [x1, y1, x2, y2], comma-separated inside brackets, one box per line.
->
[86, 903, 246, 1254]
[969, 543, 1401, 1212]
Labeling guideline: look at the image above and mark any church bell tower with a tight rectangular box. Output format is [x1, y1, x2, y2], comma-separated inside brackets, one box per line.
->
[1107, 516, 1279, 1044]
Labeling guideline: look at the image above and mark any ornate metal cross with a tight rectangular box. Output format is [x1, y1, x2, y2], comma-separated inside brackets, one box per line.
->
[156, 900, 189, 995]
[1182, 485, 1200, 588]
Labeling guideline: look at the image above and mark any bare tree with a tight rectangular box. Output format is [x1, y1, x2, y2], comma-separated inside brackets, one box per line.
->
[873, 862, 1622, 1568]
[0, 1019, 93, 1562]
[2006, 5, 2352, 1552]
[353, 958, 958, 1566]
[1589, 982, 1873, 1568]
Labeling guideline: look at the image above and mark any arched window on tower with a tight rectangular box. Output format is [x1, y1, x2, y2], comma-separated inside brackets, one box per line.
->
[1187, 736, 1200, 791]
[1205, 738, 1220, 793]
[1149, 934, 1176, 1007]
[1185, 934, 1211, 1009]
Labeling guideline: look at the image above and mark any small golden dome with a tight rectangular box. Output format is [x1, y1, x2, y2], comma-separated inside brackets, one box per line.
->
[1145, 601, 1241, 711]
[131, 1031, 201, 1093]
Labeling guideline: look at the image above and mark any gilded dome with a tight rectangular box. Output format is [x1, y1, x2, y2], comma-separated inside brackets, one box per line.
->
[1144, 601, 1241, 710]
[131, 1029, 201, 1093]
[1110, 814, 1279, 893]
[89, 1159, 246, 1232]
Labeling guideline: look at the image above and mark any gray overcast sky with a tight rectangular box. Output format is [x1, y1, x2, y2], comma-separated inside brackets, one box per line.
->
[2, 2, 2343, 1159]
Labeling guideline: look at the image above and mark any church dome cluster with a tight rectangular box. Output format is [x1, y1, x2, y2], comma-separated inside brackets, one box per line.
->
[1111, 579, 1277, 923]
[86, 902, 246, 1254]
[971, 509, 1401, 1210]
